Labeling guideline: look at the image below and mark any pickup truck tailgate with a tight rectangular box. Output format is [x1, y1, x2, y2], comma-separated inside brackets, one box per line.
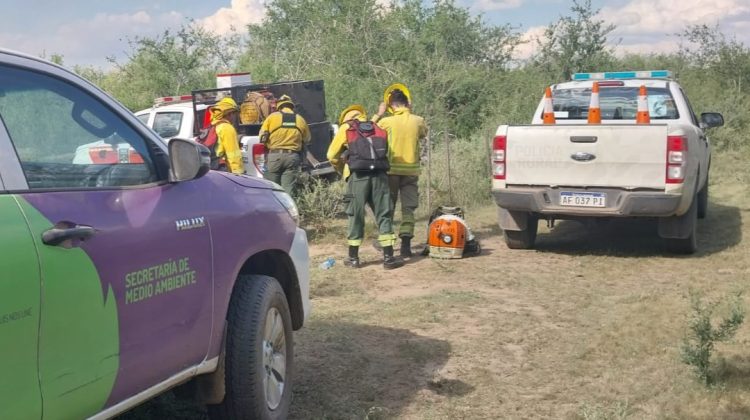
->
[506, 124, 668, 189]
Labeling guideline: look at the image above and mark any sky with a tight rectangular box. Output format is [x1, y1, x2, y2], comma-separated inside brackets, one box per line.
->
[1, 0, 749, 68]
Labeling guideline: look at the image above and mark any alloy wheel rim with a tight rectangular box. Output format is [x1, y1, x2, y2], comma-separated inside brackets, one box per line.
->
[262, 307, 286, 410]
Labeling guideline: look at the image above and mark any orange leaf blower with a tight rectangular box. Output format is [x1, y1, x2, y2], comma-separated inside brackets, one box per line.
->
[426, 207, 480, 259]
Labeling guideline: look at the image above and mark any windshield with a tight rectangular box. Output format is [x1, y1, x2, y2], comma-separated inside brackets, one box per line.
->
[152, 111, 183, 138]
[549, 86, 679, 120]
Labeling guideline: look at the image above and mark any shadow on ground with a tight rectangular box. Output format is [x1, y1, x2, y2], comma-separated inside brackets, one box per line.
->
[532, 201, 743, 257]
[116, 321, 452, 420]
[290, 320, 452, 419]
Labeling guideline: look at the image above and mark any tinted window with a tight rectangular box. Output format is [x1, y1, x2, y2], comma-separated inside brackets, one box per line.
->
[136, 113, 150, 124]
[550, 86, 679, 120]
[152, 112, 182, 138]
[0, 65, 158, 189]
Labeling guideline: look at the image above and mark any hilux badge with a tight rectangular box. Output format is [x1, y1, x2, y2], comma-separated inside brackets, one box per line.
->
[571, 152, 596, 162]
[176, 217, 206, 231]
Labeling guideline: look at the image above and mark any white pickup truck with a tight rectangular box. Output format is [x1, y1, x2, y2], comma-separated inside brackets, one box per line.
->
[491, 71, 725, 254]
[134, 81, 338, 180]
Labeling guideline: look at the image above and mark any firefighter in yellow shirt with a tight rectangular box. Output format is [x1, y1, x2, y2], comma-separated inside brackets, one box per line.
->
[210, 97, 244, 174]
[327, 105, 403, 270]
[372, 86, 428, 257]
[259, 95, 311, 196]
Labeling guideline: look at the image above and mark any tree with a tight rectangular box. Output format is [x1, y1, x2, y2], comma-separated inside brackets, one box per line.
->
[533, 0, 616, 81]
[240, 0, 519, 137]
[103, 23, 242, 110]
[679, 24, 750, 94]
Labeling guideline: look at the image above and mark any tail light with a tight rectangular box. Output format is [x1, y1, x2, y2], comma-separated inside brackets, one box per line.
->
[89, 146, 118, 164]
[492, 135, 507, 180]
[252, 143, 267, 174]
[666, 135, 687, 184]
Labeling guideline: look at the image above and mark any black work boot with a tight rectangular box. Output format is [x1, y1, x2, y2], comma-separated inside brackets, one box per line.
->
[400, 236, 413, 258]
[344, 245, 361, 268]
[383, 246, 404, 270]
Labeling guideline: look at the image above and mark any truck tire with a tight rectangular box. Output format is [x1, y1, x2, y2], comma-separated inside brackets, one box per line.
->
[503, 215, 538, 249]
[697, 177, 708, 219]
[208, 275, 294, 420]
[666, 198, 698, 254]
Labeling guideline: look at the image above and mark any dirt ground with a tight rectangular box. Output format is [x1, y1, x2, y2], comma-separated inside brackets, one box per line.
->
[122, 152, 750, 419]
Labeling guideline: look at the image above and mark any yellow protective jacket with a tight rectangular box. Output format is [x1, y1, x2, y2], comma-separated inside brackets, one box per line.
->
[372, 107, 427, 176]
[326, 117, 369, 180]
[259, 108, 311, 151]
[213, 120, 244, 174]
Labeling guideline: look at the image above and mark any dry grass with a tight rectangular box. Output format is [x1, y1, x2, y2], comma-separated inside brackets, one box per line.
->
[120, 151, 750, 419]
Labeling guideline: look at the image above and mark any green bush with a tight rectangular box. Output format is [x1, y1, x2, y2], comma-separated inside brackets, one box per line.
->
[296, 177, 347, 233]
[681, 290, 745, 385]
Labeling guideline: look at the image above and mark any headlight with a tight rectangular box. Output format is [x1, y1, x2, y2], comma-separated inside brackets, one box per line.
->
[442, 235, 453, 244]
[272, 190, 299, 225]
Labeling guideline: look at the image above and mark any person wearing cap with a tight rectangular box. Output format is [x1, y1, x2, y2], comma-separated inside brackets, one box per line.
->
[210, 97, 244, 174]
[372, 86, 428, 257]
[259, 95, 311, 196]
[326, 105, 403, 270]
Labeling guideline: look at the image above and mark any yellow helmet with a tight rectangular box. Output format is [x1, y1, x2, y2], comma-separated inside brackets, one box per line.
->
[383, 83, 412, 114]
[276, 94, 295, 110]
[338, 104, 367, 125]
[212, 97, 239, 112]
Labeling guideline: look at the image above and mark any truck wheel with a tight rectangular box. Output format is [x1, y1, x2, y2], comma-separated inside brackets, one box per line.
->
[208, 275, 293, 420]
[503, 215, 538, 249]
[666, 199, 698, 254]
[697, 177, 708, 219]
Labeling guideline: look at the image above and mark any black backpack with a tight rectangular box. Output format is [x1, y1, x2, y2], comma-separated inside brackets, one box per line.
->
[345, 120, 389, 172]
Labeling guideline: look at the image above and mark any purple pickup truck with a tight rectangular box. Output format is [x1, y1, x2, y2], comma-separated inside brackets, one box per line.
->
[0, 50, 310, 419]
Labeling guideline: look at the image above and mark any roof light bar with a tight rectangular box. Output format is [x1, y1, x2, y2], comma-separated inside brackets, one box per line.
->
[571, 70, 673, 81]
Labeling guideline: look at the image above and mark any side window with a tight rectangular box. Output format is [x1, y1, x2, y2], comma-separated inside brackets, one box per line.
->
[152, 111, 183, 138]
[679, 87, 700, 127]
[0, 65, 159, 190]
[136, 113, 150, 125]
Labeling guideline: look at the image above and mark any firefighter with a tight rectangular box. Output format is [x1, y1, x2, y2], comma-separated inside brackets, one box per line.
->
[327, 105, 403, 270]
[372, 85, 428, 257]
[210, 97, 244, 174]
[259, 95, 311, 196]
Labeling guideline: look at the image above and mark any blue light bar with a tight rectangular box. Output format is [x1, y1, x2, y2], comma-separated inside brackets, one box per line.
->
[571, 70, 673, 81]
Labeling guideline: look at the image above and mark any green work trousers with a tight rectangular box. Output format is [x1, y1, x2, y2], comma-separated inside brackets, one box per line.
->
[266, 151, 301, 197]
[345, 171, 396, 248]
[388, 175, 419, 238]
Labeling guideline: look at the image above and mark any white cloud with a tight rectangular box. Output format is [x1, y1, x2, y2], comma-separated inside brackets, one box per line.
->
[198, 0, 266, 35]
[0, 11, 184, 67]
[474, 0, 523, 12]
[513, 25, 546, 60]
[601, 0, 750, 35]
[600, 0, 750, 53]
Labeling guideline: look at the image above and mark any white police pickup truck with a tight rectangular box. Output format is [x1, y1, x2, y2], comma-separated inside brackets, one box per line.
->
[491, 71, 725, 253]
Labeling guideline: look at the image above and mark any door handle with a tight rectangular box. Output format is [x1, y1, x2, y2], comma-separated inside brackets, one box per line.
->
[42, 225, 96, 246]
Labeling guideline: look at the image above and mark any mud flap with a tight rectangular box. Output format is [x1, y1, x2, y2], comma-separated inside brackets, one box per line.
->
[497, 207, 528, 231]
[658, 198, 697, 239]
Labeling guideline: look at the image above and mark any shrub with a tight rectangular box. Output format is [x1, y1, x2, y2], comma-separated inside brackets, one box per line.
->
[681, 290, 745, 385]
[296, 177, 346, 233]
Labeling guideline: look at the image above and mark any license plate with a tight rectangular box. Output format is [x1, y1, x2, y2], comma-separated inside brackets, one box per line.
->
[560, 192, 606, 207]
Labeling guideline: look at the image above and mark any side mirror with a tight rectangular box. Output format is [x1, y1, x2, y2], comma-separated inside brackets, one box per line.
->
[168, 138, 211, 182]
[700, 112, 724, 129]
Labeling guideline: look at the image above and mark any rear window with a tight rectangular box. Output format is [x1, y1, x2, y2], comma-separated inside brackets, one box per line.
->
[549, 86, 679, 120]
[152, 112, 183, 138]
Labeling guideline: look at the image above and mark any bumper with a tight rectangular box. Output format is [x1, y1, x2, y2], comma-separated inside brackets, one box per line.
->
[289, 227, 311, 323]
[493, 187, 683, 217]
